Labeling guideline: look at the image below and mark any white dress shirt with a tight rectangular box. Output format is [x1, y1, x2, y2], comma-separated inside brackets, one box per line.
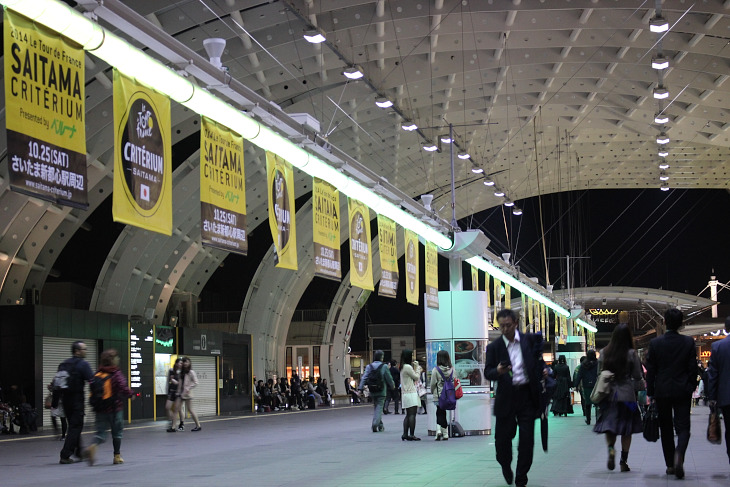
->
[503, 330, 528, 385]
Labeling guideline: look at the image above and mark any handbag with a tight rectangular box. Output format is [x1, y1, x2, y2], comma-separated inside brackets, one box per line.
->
[642, 402, 660, 442]
[590, 370, 615, 404]
[44, 393, 52, 410]
[454, 377, 463, 400]
[415, 381, 427, 398]
[708, 404, 722, 444]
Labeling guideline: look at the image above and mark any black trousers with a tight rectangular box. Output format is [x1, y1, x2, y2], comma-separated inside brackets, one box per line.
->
[582, 387, 594, 420]
[722, 405, 730, 464]
[435, 405, 448, 428]
[656, 394, 691, 468]
[60, 403, 84, 459]
[494, 385, 537, 487]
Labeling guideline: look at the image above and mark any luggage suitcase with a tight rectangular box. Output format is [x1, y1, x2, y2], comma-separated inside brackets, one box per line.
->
[448, 420, 465, 438]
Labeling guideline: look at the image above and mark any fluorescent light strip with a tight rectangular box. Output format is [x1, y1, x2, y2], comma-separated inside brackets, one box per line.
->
[1, 0, 453, 252]
[575, 318, 598, 333]
[466, 256, 570, 318]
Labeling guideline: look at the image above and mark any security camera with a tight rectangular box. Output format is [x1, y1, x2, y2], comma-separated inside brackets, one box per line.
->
[602, 299, 607, 306]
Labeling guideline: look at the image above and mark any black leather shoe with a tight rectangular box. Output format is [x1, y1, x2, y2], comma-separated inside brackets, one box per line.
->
[666, 467, 675, 475]
[502, 467, 514, 485]
[674, 452, 684, 479]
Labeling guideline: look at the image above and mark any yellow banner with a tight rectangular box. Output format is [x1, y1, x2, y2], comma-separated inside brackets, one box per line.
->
[505, 284, 511, 309]
[348, 198, 373, 291]
[200, 117, 247, 254]
[404, 229, 419, 305]
[493, 278, 502, 328]
[113, 70, 172, 235]
[521, 293, 526, 333]
[471, 265, 478, 291]
[485, 271, 491, 307]
[377, 215, 398, 298]
[313, 178, 341, 280]
[425, 241, 439, 309]
[528, 297, 534, 332]
[4, 10, 87, 208]
[266, 152, 297, 270]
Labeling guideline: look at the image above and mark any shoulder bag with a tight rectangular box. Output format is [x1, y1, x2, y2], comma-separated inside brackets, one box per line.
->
[708, 403, 722, 444]
[590, 370, 615, 404]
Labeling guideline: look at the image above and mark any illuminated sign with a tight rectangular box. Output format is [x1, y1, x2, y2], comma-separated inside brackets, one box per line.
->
[700, 350, 711, 358]
[130, 325, 154, 389]
[588, 309, 619, 316]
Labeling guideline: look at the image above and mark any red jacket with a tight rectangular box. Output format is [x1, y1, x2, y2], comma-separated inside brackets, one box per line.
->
[96, 365, 134, 413]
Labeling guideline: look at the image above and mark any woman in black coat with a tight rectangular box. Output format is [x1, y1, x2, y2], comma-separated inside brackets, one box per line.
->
[551, 355, 574, 416]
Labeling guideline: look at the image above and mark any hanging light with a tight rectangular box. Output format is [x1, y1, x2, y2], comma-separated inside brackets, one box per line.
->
[650, 16, 669, 33]
[503, 199, 515, 207]
[342, 66, 364, 80]
[653, 85, 669, 99]
[422, 142, 439, 152]
[512, 207, 523, 216]
[657, 132, 670, 144]
[458, 151, 471, 160]
[375, 97, 393, 108]
[483, 178, 495, 186]
[494, 190, 505, 197]
[659, 172, 669, 181]
[440, 136, 452, 144]
[651, 54, 669, 70]
[660, 182, 670, 191]
[658, 148, 669, 157]
[471, 167, 484, 173]
[654, 113, 669, 124]
[402, 122, 418, 131]
[303, 29, 326, 43]
[659, 162, 670, 170]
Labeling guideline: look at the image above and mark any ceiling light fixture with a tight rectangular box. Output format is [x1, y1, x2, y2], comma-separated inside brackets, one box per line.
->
[440, 136, 452, 144]
[654, 113, 669, 124]
[303, 29, 326, 43]
[375, 97, 393, 108]
[401, 122, 418, 131]
[494, 190, 505, 197]
[658, 148, 669, 157]
[651, 54, 669, 70]
[659, 162, 670, 170]
[503, 199, 515, 207]
[471, 167, 484, 173]
[650, 16, 669, 33]
[660, 182, 670, 191]
[657, 132, 670, 144]
[483, 179, 495, 186]
[653, 85, 669, 99]
[659, 172, 669, 181]
[422, 142, 439, 152]
[512, 207, 523, 216]
[458, 151, 471, 160]
[342, 66, 363, 80]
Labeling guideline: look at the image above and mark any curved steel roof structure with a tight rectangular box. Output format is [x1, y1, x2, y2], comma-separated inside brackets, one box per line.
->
[2, 1, 730, 379]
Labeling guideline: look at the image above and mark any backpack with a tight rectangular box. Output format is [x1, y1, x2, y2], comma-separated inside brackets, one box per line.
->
[53, 359, 80, 392]
[89, 371, 115, 412]
[365, 363, 386, 394]
[436, 367, 457, 410]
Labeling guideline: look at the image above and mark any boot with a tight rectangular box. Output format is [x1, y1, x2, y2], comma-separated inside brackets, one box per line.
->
[620, 451, 630, 472]
[435, 427, 443, 441]
[607, 446, 615, 471]
[442, 425, 449, 440]
[83, 444, 97, 466]
[113, 453, 124, 465]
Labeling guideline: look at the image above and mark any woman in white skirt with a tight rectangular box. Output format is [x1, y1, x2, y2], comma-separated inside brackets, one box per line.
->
[399, 349, 421, 441]
[175, 357, 201, 432]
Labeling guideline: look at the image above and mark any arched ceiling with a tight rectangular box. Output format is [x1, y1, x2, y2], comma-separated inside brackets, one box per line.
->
[2, 0, 730, 316]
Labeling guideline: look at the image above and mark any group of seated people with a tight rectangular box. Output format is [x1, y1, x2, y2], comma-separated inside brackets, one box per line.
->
[254, 373, 331, 411]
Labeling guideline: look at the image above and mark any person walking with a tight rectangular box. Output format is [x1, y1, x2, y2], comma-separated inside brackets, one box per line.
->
[550, 355, 573, 417]
[645, 308, 697, 479]
[383, 359, 401, 414]
[399, 349, 421, 441]
[430, 350, 455, 441]
[291, 373, 304, 410]
[575, 350, 599, 425]
[166, 358, 184, 432]
[593, 323, 643, 473]
[176, 357, 201, 432]
[485, 309, 549, 487]
[58, 340, 94, 464]
[47, 380, 67, 440]
[359, 350, 394, 433]
[83, 349, 134, 465]
[706, 316, 730, 465]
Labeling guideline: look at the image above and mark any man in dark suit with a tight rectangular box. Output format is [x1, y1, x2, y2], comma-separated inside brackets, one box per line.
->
[485, 309, 548, 487]
[646, 308, 697, 479]
[707, 316, 730, 465]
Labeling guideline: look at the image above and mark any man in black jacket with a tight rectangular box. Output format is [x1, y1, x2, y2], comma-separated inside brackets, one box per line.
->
[383, 360, 401, 414]
[58, 341, 94, 464]
[574, 350, 599, 425]
[646, 308, 697, 479]
[485, 309, 548, 487]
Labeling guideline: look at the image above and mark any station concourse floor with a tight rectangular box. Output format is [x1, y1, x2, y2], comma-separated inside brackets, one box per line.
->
[1, 403, 729, 487]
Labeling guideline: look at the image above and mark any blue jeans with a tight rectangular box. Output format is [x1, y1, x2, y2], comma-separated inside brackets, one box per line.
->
[94, 411, 124, 454]
[371, 395, 386, 430]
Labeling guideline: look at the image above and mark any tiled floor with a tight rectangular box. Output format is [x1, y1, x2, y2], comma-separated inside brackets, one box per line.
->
[1, 403, 728, 486]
